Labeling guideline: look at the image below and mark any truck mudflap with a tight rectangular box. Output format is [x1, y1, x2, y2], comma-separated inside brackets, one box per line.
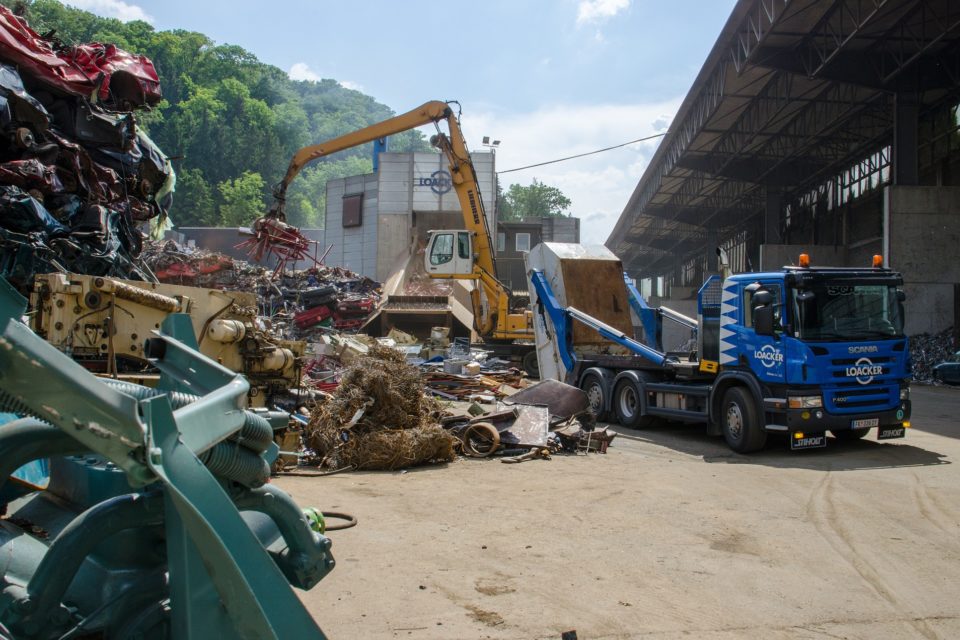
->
[877, 425, 907, 440]
[782, 423, 908, 450]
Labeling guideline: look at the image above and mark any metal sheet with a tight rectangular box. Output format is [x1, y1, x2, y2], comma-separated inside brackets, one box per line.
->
[504, 379, 588, 420]
[497, 404, 549, 448]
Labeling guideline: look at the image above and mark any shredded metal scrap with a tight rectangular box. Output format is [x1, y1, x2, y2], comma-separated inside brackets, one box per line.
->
[910, 327, 956, 383]
[306, 345, 455, 470]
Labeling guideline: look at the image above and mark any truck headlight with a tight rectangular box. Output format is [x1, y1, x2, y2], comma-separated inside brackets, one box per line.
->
[788, 395, 823, 409]
[900, 387, 910, 400]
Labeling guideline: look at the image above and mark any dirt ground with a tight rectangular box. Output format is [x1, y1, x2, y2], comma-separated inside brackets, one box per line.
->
[277, 385, 960, 639]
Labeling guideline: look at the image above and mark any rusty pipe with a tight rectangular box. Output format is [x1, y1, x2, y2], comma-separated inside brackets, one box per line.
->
[93, 277, 180, 313]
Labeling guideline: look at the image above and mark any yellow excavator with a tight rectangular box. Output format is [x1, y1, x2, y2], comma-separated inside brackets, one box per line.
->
[267, 100, 534, 351]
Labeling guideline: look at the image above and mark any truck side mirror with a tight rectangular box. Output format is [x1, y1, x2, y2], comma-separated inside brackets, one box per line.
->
[753, 290, 773, 306]
[754, 305, 775, 336]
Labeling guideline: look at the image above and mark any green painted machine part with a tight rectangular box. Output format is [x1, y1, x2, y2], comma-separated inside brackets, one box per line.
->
[0, 277, 333, 639]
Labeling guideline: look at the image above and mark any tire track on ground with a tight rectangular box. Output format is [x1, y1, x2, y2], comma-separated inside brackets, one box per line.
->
[912, 471, 960, 538]
[806, 470, 940, 639]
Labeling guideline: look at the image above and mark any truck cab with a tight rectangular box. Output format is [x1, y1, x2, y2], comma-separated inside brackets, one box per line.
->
[718, 263, 911, 446]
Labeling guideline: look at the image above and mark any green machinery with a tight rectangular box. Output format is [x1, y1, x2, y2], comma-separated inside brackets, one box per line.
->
[0, 277, 333, 639]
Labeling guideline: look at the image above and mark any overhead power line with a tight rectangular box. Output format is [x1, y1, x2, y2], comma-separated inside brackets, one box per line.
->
[496, 132, 667, 174]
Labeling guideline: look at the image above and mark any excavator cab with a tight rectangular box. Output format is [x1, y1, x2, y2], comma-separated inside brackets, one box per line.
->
[425, 229, 475, 277]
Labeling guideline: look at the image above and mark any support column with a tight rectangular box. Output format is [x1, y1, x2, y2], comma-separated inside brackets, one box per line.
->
[893, 92, 919, 186]
[764, 187, 782, 244]
[706, 230, 719, 273]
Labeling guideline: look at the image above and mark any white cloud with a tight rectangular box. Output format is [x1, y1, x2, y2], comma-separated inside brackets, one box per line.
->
[576, 0, 630, 25]
[288, 62, 321, 82]
[288, 64, 361, 90]
[459, 100, 680, 245]
[61, 0, 153, 23]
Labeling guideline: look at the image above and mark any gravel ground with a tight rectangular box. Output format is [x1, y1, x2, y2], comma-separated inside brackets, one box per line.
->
[277, 384, 960, 639]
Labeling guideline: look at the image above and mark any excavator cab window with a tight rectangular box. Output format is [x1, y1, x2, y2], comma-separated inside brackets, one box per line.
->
[458, 232, 471, 260]
[430, 233, 454, 265]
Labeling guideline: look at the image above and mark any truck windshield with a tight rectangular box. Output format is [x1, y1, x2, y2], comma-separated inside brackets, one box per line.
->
[791, 283, 904, 341]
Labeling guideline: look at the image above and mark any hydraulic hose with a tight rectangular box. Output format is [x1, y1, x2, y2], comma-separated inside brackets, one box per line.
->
[200, 441, 270, 488]
[103, 379, 199, 410]
[104, 380, 275, 453]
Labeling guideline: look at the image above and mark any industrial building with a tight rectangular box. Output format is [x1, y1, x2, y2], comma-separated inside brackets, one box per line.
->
[181, 150, 497, 283]
[606, 0, 960, 336]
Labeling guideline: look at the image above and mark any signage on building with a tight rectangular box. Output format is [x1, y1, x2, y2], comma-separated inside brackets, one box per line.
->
[417, 170, 453, 195]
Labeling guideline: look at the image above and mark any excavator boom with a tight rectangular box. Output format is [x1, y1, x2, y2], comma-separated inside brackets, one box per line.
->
[267, 100, 528, 341]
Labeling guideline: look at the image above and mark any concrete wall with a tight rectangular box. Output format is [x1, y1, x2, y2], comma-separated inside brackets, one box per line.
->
[323, 173, 379, 277]
[884, 185, 960, 335]
[646, 296, 698, 352]
[759, 244, 848, 270]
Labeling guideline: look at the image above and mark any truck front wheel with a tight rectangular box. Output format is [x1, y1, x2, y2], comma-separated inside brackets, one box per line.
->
[720, 387, 766, 453]
[613, 378, 656, 429]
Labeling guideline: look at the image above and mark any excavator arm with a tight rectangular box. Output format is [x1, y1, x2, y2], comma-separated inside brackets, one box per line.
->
[271, 100, 452, 218]
[267, 100, 529, 341]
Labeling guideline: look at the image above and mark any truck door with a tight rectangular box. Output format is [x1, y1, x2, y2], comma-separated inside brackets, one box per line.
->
[744, 282, 786, 384]
[425, 230, 473, 276]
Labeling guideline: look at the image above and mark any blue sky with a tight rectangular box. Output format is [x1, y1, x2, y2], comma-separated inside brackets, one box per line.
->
[65, 0, 738, 243]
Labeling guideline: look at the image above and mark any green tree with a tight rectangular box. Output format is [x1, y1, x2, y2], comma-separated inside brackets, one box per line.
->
[172, 167, 216, 226]
[218, 171, 266, 227]
[498, 179, 572, 221]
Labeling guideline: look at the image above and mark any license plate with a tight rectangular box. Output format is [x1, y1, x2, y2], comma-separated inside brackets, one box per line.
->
[878, 426, 906, 440]
[851, 418, 879, 429]
[791, 433, 827, 450]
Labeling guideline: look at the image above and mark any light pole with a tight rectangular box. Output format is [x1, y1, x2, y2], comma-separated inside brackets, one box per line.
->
[481, 136, 502, 250]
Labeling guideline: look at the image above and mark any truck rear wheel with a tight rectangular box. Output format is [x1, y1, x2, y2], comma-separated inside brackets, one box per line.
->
[721, 387, 766, 453]
[522, 350, 539, 378]
[613, 378, 655, 429]
[581, 373, 608, 422]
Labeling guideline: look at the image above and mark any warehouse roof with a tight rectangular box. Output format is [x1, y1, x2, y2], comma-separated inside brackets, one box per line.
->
[607, 0, 960, 274]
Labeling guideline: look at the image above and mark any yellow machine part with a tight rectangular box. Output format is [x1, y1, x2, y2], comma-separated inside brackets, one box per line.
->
[30, 273, 305, 407]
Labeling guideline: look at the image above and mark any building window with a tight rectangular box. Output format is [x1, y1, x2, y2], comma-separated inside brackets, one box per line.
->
[342, 193, 363, 227]
[497, 232, 505, 252]
[515, 232, 531, 253]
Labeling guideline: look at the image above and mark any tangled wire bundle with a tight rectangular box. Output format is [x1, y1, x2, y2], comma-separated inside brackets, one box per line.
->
[307, 345, 455, 470]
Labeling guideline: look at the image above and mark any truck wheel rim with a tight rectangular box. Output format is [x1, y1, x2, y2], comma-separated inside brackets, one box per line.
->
[620, 387, 638, 417]
[726, 403, 743, 439]
[586, 383, 603, 414]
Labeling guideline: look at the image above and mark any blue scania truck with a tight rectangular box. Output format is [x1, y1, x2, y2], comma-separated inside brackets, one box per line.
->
[526, 243, 911, 452]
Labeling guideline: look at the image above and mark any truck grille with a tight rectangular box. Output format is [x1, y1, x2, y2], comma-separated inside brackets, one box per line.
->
[825, 362, 896, 412]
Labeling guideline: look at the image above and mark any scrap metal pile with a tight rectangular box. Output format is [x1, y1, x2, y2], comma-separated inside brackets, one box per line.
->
[0, 7, 172, 291]
[142, 240, 382, 339]
[300, 340, 613, 471]
[910, 327, 956, 383]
